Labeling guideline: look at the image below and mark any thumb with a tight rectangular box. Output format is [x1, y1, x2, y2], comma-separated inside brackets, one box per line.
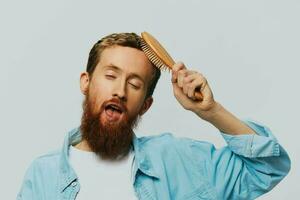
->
[171, 70, 177, 84]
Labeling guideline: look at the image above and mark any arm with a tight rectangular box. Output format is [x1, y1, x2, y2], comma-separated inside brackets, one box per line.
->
[188, 119, 291, 199]
[171, 62, 291, 198]
[199, 102, 255, 135]
[171, 62, 254, 136]
[201, 103, 290, 196]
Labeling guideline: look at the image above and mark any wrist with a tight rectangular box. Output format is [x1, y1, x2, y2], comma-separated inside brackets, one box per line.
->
[196, 101, 223, 121]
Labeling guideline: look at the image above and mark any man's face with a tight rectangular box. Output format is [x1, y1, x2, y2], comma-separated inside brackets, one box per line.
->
[80, 46, 154, 159]
[87, 45, 154, 121]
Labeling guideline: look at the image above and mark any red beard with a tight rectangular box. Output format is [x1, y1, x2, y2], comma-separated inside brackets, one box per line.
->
[80, 93, 140, 160]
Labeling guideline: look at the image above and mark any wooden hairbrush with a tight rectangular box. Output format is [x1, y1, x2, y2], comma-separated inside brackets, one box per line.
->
[140, 31, 203, 101]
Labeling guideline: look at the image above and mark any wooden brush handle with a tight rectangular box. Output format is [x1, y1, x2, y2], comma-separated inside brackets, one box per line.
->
[193, 89, 203, 101]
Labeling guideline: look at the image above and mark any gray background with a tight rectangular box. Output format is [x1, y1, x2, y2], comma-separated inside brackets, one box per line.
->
[1, 0, 299, 199]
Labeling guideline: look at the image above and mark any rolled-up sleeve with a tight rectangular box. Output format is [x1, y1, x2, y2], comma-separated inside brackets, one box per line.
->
[190, 119, 291, 199]
[221, 119, 280, 158]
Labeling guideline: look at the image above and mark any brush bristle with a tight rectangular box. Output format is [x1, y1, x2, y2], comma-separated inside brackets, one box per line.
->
[139, 39, 169, 71]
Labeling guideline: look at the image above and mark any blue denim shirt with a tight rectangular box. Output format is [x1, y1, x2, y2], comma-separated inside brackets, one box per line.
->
[17, 120, 291, 200]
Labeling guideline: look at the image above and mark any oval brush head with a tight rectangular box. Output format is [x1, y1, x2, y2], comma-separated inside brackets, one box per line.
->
[140, 31, 203, 101]
[140, 32, 175, 70]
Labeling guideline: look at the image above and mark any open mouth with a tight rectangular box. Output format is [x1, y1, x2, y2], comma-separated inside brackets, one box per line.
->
[104, 103, 124, 121]
[105, 103, 124, 113]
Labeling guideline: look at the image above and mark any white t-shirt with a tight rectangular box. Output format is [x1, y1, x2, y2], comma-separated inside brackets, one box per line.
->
[69, 145, 137, 199]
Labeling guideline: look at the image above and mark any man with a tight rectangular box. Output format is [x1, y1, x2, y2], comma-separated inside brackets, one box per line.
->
[17, 33, 291, 200]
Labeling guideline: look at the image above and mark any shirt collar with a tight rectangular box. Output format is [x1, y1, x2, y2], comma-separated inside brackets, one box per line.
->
[131, 134, 160, 184]
[59, 127, 160, 192]
[59, 127, 81, 192]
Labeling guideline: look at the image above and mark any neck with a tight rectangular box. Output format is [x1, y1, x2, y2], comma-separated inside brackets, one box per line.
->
[73, 140, 93, 152]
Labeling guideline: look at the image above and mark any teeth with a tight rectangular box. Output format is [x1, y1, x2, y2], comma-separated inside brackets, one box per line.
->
[111, 105, 119, 110]
[108, 104, 122, 112]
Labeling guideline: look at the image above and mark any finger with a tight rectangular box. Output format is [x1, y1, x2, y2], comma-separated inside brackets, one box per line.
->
[178, 70, 198, 89]
[172, 61, 186, 73]
[182, 72, 198, 95]
[183, 80, 189, 95]
[188, 76, 207, 99]
[172, 80, 186, 100]
[171, 70, 177, 83]
[171, 63, 184, 83]
[177, 69, 188, 88]
[183, 71, 198, 84]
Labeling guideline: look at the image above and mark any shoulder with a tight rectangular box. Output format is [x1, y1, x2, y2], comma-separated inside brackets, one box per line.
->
[34, 149, 60, 165]
[137, 133, 207, 154]
[138, 132, 214, 148]
[137, 133, 223, 157]
[18, 149, 62, 199]
[137, 133, 184, 148]
[25, 149, 61, 176]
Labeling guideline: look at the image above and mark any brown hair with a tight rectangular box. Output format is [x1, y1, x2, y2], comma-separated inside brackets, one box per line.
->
[86, 32, 161, 98]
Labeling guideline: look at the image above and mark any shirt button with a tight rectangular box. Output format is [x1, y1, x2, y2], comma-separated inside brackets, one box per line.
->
[71, 182, 77, 187]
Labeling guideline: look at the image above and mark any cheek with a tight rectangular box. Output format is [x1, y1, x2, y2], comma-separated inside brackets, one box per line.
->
[86, 92, 99, 115]
[87, 85, 108, 113]
[89, 79, 112, 98]
[127, 92, 146, 113]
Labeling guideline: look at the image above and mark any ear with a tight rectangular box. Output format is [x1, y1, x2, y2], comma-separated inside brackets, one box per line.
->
[139, 96, 153, 116]
[80, 72, 90, 95]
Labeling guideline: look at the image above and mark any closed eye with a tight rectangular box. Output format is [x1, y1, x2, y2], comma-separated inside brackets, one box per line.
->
[129, 82, 140, 90]
[105, 74, 116, 80]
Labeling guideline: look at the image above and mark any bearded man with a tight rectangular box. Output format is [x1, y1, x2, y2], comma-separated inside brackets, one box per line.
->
[17, 33, 291, 200]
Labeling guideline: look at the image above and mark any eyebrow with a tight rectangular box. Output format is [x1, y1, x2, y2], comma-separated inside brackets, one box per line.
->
[104, 64, 145, 84]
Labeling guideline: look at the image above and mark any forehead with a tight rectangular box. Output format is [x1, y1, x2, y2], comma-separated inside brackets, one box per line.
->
[96, 46, 154, 81]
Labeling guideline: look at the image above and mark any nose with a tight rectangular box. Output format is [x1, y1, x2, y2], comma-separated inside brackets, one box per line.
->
[113, 80, 127, 102]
